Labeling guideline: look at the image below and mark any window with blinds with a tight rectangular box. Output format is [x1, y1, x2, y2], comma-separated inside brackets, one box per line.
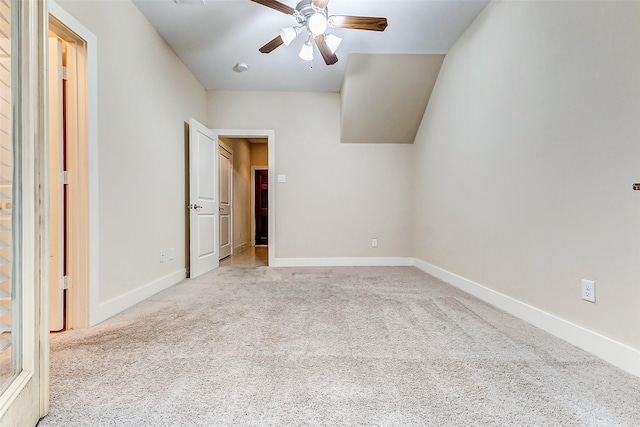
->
[0, 0, 14, 389]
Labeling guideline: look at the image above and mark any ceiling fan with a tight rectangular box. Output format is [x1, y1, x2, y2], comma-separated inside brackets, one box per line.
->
[250, 0, 388, 65]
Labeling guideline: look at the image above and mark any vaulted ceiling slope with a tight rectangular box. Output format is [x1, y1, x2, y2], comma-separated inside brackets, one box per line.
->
[341, 54, 444, 144]
[133, 1, 488, 144]
[132, 0, 489, 92]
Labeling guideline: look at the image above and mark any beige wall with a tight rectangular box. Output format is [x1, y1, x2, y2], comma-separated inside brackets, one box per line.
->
[412, 1, 640, 349]
[208, 91, 414, 258]
[250, 143, 268, 168]
[57, 1, 207, 304]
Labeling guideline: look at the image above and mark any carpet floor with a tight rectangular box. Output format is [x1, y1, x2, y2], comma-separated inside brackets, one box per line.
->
[39, 267, 640, 426]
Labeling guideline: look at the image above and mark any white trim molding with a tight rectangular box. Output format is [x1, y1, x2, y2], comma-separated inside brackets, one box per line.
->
[93, 270, 186, 325]
[412, 258, 640, 378]
[273, 257, 414, 267]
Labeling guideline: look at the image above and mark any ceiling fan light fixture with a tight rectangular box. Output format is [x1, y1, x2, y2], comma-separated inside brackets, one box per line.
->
[279, 26, 299, 46]
[307, 12, 327, 36]
[299, 39, 314, 61]
[325, 34, 342, 53]
[251, 0, 389, 65]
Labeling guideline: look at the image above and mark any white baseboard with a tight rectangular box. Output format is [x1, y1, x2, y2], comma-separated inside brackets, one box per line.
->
[92, 269, 186, 326]
[273, 257, 414, 267]
[89, 256, 640, 378]
[412, 258, 640, 378]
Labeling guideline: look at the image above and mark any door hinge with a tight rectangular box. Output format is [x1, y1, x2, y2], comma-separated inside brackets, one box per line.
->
[62, 66, 68, 81]
[60, 275, 69, 290]
[62, 170, 69, 185]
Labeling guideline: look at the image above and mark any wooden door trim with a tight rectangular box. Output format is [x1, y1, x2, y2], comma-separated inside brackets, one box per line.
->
[251, 166, 268, 248]
[49, 1, 99, 328]
[218, 141, 233, 258]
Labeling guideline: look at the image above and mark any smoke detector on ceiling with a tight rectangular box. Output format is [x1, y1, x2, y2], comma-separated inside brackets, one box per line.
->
[234, 63, 249, 73]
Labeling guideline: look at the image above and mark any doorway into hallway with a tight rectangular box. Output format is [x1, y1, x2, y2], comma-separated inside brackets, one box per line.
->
[217, 135, 270, 266]
[219, 246, 268, 267]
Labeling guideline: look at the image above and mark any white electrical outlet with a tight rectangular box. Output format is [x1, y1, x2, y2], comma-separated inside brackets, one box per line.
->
[169, 248, 175, 260]
[160, 250, 165, 263]
[372, 238, 378, 248]
[581, 279, 596, 303]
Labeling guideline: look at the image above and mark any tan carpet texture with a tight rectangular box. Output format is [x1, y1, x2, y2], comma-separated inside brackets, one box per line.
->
[40, 267, 640, 426]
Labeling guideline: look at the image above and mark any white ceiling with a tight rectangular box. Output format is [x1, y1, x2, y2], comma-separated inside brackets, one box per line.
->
[132, 0, 489, 92]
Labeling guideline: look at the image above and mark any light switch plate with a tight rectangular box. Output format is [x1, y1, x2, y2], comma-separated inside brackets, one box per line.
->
[277, 174, 286, 183]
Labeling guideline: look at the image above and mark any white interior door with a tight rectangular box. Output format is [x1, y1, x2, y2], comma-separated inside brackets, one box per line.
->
[48, 36, 65, 332]
[188, 118, 219, 278]
[218, 144, 232, 260]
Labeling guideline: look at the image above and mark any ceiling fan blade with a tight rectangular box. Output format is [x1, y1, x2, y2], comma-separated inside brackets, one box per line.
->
[314, 35, 338, 65]
[259, 35, 284, 53]
[312, 0, 330, 9]
[250, 0, 295, 15]
[328, 16, 388, 31]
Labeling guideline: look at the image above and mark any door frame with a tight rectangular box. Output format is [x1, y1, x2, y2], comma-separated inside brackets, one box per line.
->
[250, 166, 268, 248]
[0, 0, 47, 423]
[214, 129, 275, 267]
[48, 1, 100, 328]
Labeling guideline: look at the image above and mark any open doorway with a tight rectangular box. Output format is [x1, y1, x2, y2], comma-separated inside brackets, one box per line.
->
[218, 136, 270, 267]
[252, 167, 269, 248]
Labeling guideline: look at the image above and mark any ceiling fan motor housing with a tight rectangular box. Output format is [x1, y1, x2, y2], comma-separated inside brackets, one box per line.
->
[295, 0, 328, 27]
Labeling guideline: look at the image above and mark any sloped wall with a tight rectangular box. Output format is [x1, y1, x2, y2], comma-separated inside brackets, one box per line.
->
[412, 1, 640, 349]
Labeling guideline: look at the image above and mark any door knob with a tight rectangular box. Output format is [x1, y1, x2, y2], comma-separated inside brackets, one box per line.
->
[219, 207, 224, 212]
[187, 204, 203, 210]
